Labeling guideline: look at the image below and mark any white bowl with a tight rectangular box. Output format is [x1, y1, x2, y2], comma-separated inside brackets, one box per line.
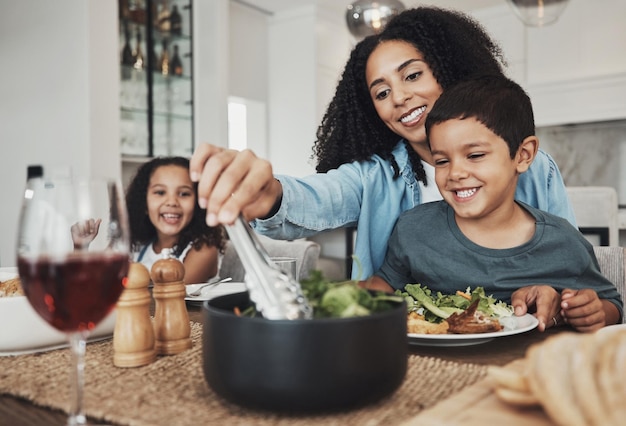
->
[0, 268, 116, 356]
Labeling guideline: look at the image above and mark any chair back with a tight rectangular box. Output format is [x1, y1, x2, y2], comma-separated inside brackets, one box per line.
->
[593, 246, 626, 323]
[567, 186, 619, 246]
[219, 234, 320, 282]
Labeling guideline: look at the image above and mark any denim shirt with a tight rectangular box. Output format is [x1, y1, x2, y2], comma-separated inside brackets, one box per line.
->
[252, 141, 576, 279]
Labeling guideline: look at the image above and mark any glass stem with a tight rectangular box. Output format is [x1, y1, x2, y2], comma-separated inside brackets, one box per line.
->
[68, 332, 88, 426]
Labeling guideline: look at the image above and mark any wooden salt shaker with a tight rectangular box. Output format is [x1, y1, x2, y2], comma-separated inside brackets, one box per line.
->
[113, 262, 156, 367]
[151, 254, 192, 355]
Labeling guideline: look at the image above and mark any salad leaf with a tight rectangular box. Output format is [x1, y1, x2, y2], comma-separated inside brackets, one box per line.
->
[298, 270, 403, 318]
[468, 287, 514, 318]
[401, 284, 455, 321]
[395, 284, 513, 323]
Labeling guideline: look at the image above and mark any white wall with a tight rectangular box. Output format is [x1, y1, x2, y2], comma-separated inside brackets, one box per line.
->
[472, 0, 626, 126]
[266, 5, 351, 176]
[229, 2, 269, 102]
[228, 2, 270, 158]
[193, 0, 230, 148]
[0, 0, 119, 266]
[267, 6, 319, 176]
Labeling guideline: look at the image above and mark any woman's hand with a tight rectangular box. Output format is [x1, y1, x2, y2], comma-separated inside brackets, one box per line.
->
[189, 144, 282, 226]
[511, 285, 561, 332]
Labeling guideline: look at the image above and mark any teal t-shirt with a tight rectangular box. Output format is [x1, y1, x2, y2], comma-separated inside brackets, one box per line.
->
[377, 201, 623, 318]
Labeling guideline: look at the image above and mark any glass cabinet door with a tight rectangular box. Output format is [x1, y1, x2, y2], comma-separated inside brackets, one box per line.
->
[119, 0, 194, 158]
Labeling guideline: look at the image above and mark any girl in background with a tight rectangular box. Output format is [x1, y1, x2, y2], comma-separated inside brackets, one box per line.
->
[126, 156, 226, 283]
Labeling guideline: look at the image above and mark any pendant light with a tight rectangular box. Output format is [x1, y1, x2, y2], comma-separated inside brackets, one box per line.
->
[346, 0, 406, 40]
[506, 0, 570, 27]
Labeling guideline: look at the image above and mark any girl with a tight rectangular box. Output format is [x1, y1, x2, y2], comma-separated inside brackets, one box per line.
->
[126, 157, 226, 283]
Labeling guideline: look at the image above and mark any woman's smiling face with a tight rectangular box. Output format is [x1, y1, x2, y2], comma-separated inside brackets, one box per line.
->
[366, 40, 443, 150]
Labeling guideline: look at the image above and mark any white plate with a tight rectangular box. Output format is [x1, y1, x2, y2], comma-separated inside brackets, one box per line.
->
[0, 268, 117, 356]
[407, 313, 539, 347]
[185, 281, 247, 303]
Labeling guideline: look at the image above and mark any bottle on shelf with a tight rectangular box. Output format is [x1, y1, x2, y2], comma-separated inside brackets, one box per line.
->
[24, 165, 44, 198]
[150, 43, 159, 72]
[170, 5, 182, 36]
[159, 39, 170, 75]
[170, 44, 183, 77]
[150, 0, 157, 28]
[157, 0, 171, 33]
[19, 165, 46, 240]
[132, 28, 145, 70]
[121, 21, 135, 79]
[128, 0, 146, 25]
[119, 0, 130, 20]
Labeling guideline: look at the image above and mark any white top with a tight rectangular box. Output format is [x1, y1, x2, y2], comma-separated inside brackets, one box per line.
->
[419, 161, 443, 204]
[133, 242, 193, 275]
[133, 242, 223, 282]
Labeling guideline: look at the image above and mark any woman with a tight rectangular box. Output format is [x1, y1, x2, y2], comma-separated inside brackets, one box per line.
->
[189, 7, 575, 280]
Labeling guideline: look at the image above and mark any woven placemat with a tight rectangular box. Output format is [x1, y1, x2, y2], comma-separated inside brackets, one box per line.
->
[0, 323, 487, 426]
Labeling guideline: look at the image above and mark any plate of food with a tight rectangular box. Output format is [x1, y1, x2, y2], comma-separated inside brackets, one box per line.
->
[398, 284, 539, 347]
[185, 281, 248, 304]
[407, 313, 539, 346]
[0, 268, 116, 356]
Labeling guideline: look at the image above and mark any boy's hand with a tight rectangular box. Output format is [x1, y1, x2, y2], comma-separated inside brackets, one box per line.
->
[560, 288, 606, 333]
[511, 285, 561, 332]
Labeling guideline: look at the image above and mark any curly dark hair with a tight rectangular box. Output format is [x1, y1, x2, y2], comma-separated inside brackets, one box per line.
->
[125, 156, 226, 257]
[313, 6, 507, 184]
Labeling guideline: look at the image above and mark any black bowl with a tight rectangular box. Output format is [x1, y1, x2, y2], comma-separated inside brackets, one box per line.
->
[202, 291, 407, 413]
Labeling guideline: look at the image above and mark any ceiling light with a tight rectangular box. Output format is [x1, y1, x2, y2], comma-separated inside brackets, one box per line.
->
[346, 0, 405, 40]
[506, 0, 570, 27]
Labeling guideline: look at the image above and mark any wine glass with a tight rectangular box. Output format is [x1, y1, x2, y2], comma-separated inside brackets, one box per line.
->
[16, 176, 130, 425]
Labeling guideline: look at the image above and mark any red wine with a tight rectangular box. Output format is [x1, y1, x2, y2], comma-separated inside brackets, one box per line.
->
[18, 253, 129, 333]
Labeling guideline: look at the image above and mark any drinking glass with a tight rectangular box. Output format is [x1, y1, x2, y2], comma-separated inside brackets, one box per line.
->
[270, 257, 298, 281]
[16, 177, 130, 425]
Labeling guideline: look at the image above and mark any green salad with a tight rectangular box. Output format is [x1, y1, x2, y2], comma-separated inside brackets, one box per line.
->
[300, 271, 403, 318]
[395, 284, 514, 323]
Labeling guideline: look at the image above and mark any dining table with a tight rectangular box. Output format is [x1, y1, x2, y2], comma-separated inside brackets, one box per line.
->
[0, 298, 566, 426]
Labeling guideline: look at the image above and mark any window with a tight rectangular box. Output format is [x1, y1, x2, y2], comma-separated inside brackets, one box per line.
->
[227, 97, 267, 156]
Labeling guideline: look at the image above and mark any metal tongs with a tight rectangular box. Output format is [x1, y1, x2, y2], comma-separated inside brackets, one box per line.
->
[225, 215, 313, 320]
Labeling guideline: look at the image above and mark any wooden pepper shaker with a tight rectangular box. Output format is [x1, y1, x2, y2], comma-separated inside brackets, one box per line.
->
[151, 254, 192, 355]
[113, 262, 156, 367]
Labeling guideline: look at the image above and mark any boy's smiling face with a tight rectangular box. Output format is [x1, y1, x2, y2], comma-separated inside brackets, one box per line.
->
[430, 117, 533, 222]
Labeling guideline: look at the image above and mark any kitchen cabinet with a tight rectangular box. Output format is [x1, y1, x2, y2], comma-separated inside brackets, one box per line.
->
[118, 0, 194, 159]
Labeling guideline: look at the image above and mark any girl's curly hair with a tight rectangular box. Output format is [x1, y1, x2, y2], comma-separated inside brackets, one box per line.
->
[125, 156, 226, 258]
[313, 6, 507, 184]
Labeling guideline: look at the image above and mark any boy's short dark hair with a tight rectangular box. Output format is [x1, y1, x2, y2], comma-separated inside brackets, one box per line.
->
[425, 74, 535, 158]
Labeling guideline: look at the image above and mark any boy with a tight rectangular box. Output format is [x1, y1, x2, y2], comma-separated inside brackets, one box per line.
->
[366, 75, 622, 332]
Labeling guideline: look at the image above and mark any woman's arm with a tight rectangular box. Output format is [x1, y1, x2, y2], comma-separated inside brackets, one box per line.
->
[252, 166, 365, 240]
